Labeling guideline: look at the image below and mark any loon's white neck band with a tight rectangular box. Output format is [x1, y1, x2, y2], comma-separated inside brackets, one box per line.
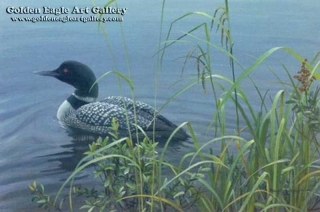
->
[72, 93, 97, 103]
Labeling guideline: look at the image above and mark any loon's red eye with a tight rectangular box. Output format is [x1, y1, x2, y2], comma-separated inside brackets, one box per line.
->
[63, 68, 68, 73]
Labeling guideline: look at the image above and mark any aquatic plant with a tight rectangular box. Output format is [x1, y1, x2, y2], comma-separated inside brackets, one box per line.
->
[31, 118, 206, 211]
[157, 0, 320, 209]
[30, 0, 320, 211]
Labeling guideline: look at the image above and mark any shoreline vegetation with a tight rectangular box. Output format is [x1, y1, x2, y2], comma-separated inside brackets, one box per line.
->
[29, 0, 320, 211]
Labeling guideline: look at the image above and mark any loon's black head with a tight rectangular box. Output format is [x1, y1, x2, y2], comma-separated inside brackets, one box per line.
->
[35, 61, 99, 98]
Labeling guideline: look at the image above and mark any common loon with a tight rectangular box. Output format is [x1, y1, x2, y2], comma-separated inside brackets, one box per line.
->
[35, 61, 189, 141]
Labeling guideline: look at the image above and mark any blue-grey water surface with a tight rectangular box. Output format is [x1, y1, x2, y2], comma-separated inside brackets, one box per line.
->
[0, 0, 319, 211]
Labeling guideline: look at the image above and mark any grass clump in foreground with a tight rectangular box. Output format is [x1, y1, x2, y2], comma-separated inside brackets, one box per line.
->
[30, 118, 205, 211]
[30, 0, 320, 211]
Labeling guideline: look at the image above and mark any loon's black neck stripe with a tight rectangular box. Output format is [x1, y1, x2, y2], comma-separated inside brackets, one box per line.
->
[67, 95, 89, 110]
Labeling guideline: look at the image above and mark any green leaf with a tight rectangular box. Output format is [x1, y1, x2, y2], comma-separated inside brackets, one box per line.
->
[80, 205, 91, 210]
[173, 191, 185, 199]
[36, 199, 46, 204]
[88, 206, 96, 212]
[29, 184, 35, 191]
[124, 167, 130, 175]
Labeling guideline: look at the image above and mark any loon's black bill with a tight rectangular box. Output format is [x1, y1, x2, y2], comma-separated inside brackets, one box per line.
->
[33, 70, 59, 77]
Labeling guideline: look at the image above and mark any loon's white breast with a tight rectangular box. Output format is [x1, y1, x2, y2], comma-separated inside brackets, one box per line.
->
[57, 99, 74, 121]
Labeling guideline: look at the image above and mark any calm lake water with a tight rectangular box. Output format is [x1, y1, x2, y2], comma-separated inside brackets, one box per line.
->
[1, 0, 319, 211]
